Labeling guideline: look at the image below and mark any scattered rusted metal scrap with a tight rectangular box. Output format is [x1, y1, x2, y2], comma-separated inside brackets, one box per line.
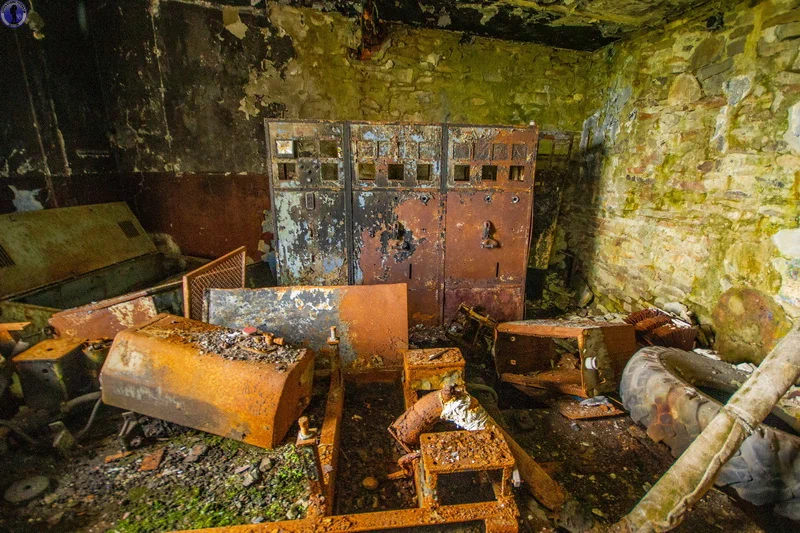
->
[100, 314, 315, 449]
[13, 338, 94, 411]
[624, 308, 697, 350]
[447, 303, 499, 350]
[495, 319, 637, 398]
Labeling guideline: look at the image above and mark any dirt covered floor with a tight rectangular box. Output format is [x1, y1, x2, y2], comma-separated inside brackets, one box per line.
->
[0, 323, 795, 532]
[0, 378, 329, 533]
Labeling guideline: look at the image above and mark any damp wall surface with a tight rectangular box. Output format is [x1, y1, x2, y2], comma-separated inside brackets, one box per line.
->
[561, 0, 800, 342]
[1, 0, 600, 260]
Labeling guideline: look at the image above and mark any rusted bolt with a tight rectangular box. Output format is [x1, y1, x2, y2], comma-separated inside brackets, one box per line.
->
[264, 332, 275, 346]
[298, 416, 316, 440]
[484, 195, 492, 203]
[511, 195, 520, 204]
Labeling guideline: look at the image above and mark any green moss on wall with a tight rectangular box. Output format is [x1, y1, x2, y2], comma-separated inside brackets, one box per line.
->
[562, 0, 800, 356]
[239, 4, 599, 131]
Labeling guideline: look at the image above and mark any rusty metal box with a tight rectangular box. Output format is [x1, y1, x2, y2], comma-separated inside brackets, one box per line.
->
[13, 338, 91, 411]
[403, 348, 465, 393]
[100, 314, 315, 449]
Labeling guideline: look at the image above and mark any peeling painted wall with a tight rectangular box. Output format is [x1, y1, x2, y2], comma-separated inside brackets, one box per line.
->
[83, 0, 599, 259]
[95, 0, 598, 177]
[562, 0, 800, 337]
[0, 0, 119, 214]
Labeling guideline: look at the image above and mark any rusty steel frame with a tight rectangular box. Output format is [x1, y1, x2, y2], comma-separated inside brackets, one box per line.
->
[100, 314, 315, 449]
[174, 347, 518, 533]
[265, 120, 537, 327]
[173, 500, 518, 533]
[182, 247, 246, 321]
[419, 428, 516, 507]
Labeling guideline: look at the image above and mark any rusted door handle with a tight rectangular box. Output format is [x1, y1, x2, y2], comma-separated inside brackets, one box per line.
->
[481, 221, 499, 249]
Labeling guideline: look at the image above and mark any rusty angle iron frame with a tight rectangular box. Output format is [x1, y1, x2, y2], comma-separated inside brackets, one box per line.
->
[173, 352, 520, 533]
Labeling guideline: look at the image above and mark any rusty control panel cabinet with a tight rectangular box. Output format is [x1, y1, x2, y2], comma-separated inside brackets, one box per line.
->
[266, 121, 350, 286]
[351, 123, 445, 326]
[266, 120, 537, 326]
[443, 125, 538, 323]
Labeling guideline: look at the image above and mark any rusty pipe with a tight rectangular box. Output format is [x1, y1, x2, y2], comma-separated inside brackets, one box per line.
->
[389, 386, 456, 451]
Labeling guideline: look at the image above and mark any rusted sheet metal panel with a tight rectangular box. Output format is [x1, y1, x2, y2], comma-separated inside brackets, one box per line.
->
[100, 314, 315, 449]
[446, 125, 538, 191]
[350, 123, 442, 189]
[183, 247, 246, 321]
[351, 123, 444, 325]
[353, 191, 443, 325]
[204, 285, 408, 371]
[267, 121, 347, 191]
[444, 192, 533, 285]
[443, 286, 525, 324]
[267, 121, 349, 286]
[0, 203, 156, 298]
[274, 192, 349, 285]
[443, 125, 537, 323]
[48, 290, 163, 340]
[171, 501, 517, 533]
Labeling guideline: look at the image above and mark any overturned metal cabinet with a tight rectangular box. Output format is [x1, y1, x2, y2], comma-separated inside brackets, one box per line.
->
[100, 314, 314, 448]
[351, 123, 445, 325]
[0, 203, 200, 343]
[444, 125, 538, 323]
[266, 121, 350, 286]
[495, 319, 636, 398]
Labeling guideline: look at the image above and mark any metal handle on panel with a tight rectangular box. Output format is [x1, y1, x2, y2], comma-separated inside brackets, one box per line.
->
[481, 221, 499, 249]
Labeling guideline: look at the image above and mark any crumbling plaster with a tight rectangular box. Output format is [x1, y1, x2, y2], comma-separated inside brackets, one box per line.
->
[561, 0, 800, 331]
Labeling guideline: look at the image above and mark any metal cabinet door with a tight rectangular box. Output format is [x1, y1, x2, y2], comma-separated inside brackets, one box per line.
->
[266, 120, 349, 285]
[443, 125, 538, 322]
[351, 123, 444, 325]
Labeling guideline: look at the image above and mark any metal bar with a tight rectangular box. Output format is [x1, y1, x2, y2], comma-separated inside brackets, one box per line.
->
[172, 500, 518, 533]
[342, 121, 355, 285]
[318, 346, 343, 515]
[264, 119, 281, 284]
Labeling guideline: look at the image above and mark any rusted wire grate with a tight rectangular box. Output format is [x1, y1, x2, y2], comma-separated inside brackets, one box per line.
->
[182, 247, 246, 321]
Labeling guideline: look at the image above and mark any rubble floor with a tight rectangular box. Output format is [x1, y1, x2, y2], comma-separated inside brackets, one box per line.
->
[1, 340, 796, 532]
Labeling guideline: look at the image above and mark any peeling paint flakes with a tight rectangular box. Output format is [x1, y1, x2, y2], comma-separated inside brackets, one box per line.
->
[8, 185, 44, 212]
[223, 7, 248, 40]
